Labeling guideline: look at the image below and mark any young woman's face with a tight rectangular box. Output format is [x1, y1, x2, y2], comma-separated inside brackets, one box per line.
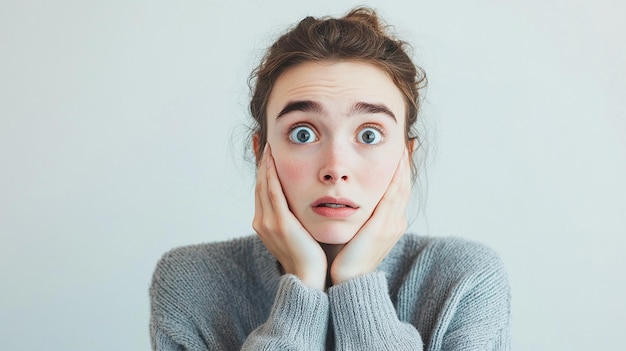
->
[265, 61, 408, 244]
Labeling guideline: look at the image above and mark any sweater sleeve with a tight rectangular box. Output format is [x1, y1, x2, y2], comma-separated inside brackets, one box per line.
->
[150, 249, 329, 351]
[241, 274, 329, 351]
[434, 251, 512, 351]
[328, 272, 423, 351]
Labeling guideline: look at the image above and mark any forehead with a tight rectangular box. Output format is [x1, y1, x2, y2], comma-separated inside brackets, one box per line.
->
[267, 60, 406, 118]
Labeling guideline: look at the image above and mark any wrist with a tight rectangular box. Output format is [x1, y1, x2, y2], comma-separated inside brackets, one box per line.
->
[285, 265, 327, 291]
[330, 265, 368, 286]
[300, 274, 326, 291]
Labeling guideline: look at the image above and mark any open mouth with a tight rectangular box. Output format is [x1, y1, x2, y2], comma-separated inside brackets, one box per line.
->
[312, 197, 359, 211]
[311, 199, 358, 218]
[316, 203, 353, 208]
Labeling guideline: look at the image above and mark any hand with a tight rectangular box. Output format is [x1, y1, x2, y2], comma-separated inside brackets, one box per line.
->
[252, 144, 328, 290]
[330, 149, 412, 285]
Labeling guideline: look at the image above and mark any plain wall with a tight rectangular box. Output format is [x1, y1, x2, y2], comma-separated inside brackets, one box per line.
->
[1, 0, 624, 350]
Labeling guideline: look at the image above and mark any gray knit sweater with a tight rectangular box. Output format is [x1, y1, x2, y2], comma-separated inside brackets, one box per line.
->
[150, 234, 511, 350]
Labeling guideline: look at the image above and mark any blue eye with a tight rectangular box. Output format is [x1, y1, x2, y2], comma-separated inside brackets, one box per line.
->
[289, 126, 317, 144]
[358, 127, 382, 144]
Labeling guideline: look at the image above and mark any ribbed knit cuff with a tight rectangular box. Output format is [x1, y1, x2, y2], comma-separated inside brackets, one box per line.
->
[328, 271, 422, 349]
[265, 274, 329, 346]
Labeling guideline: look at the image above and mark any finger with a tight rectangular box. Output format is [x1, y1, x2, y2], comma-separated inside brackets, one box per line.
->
[254, 144, 276, 235]
[388, 150, 412, 213]
[371, 149, 411, 220]
[264, 147, 292, 221]
[257, 144, 277, 215]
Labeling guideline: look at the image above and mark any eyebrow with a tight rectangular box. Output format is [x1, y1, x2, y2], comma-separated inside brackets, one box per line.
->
[350, 102, 396, 122]
[276, 100, 324, 119]
[276, 100, 396, 122]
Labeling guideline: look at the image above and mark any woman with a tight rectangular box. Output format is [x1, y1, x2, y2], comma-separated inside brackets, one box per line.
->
[150, 7, 510, 350]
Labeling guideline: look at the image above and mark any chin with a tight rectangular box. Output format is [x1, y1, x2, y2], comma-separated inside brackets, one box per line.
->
[314, 236, 353, 245]
[307, 222, 360, 245]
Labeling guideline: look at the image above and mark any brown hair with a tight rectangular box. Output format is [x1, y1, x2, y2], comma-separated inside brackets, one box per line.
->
[249, 7, 427, 178]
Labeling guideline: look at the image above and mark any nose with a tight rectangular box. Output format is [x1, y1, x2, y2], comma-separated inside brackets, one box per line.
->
[318, 144, 350, 184]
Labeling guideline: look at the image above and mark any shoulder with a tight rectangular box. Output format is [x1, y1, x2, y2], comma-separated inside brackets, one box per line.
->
[157, 234, 261, 264]
[154, 235, 256, 272]
[399, 234, 506, 276]
[387, 234, 509, 298]
[150, 235, 266, 301]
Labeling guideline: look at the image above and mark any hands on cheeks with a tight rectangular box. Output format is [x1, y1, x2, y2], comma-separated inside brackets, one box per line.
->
[253, 144, 412, 290]
[330, 149, 412, 285]
[253, 144, 328, 291]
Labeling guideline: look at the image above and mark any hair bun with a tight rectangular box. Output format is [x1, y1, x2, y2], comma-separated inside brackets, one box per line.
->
[343, 7, 385, 35]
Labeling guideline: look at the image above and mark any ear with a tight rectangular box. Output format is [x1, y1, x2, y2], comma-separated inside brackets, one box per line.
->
[252, 133, 261, 161]
[407, 139, 416, 157]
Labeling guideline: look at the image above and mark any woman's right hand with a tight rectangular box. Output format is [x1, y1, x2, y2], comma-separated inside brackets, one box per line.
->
[253, 144, 328, 290]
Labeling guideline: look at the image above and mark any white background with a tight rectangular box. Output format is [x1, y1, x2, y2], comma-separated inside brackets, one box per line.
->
[1, 0, 624, 350]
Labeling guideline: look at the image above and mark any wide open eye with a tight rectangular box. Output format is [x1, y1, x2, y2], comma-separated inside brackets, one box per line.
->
[357, 127, 382, 145]
[289, 126, 317, 144]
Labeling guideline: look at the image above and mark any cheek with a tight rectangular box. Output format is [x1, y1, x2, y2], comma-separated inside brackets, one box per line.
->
[360, 157, 398, 201]
[273, 156, 313, 203]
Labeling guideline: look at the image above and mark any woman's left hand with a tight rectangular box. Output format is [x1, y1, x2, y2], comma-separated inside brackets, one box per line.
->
[330, 150, 412, 285]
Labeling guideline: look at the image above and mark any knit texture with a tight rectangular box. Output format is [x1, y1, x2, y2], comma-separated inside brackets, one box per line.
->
[150, 234, 511, 350]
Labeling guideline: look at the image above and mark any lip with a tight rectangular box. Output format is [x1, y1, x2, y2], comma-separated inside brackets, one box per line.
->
[311, 196, 359, 218]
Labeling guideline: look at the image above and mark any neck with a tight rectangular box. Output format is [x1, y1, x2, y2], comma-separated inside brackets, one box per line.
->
[320, 243, 344, 289]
